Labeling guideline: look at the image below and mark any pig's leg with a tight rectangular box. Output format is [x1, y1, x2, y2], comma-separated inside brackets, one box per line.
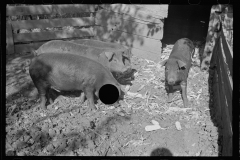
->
[46, 88, 54, 104]
[48, 89, 61, 104]
[180, 81, 188, 107]
[79, 92, 85, 103]
[38, 88, 48, 110]
[36, 82, 49, 110]
[166, 85, 174, 103]
[84, 88, 97, 111]
[95, 90, 99, 98]
[49, 98, 53, 104]
[39, 94, 47, 110]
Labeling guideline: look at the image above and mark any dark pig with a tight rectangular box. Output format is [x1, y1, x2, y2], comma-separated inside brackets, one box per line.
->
[35, 40, 132, 77]
[160, 38, 195, 107]
[29, 52, 121, 110]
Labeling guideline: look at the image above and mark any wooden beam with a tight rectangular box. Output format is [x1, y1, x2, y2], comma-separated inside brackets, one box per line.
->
[7, 4, 96, 16]
[14, 42, 46, 54]
[96, 10, 163, 40]
[52, 4, 96, 14]
[13, 28, 95, 43]
[95, 26, 162, 54]
[6, 22, 14, 54]
[11, 17, 95, 30]
[7, 5, 53, 16]
[100, 4, 166, 24]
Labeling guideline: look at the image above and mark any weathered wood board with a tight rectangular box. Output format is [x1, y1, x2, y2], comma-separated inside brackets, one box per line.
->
[11, 17, 95, 30]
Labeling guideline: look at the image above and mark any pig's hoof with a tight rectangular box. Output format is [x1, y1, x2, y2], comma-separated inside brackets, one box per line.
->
[49, 99, 53, 104]
[183, 103, 188, 108]
[183, 101, 189, 108]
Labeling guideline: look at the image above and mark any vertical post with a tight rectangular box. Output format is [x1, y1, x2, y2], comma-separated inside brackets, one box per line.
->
[6, 21, 15, 55]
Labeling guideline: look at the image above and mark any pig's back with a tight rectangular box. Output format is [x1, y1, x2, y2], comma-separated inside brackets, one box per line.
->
[38, 53, 115, 82]
[37, 40, 89, 55]
[38, 52, 104, 71]
[170, 38, 194, 63]
[37, 40, 107, 57]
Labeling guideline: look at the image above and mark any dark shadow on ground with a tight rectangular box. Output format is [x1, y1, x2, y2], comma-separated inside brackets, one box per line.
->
[7, 112, 131, 156]
[150, 147, 173, 156]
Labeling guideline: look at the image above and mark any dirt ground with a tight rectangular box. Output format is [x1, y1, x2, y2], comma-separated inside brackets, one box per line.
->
[6, 45, 220, 156]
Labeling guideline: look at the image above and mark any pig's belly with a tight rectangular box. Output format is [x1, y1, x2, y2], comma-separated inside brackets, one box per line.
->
[48, 75, 84, 91]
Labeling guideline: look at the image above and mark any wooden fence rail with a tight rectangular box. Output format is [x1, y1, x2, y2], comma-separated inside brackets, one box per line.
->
[6, 4, 168, 61]
[6, 4, 97, 55]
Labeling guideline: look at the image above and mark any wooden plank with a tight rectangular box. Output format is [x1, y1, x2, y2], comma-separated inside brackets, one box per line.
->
[7, 5, 53, 16]
[13, 28, 95, 43]
[6, 22, 14, 54]
[215, 70, 232, 156]
[7, 4, 96, 16]
[96, 8, 163, 25]
[100, 4, 164, 24]
[217, 67, 232, 156]
[217, 47, 232, 119]
[103, 4, 167, 19]
[218, 48, 232, 119]
[114, 23, 163, 40]
[220, 31, 233, 77]
[210, 38, 222, 124]
[52, 4, 96, 14]
[95, 10, 163, 39]
[11, 17, 95, 30]
[220, 37, 232, 90]
[135, 5, 169, 18]
[95, 26, 162, 54]
[14, 38, 96, 54]
[222, 27, 233, 55]
[214, 39, 232, 156]
[219, 65, 232, 123]
[14, 42, 46, 54]
[221, 111, 232, 156]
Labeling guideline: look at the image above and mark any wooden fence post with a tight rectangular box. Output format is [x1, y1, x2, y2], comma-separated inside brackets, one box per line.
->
[6, 21, 14, 55]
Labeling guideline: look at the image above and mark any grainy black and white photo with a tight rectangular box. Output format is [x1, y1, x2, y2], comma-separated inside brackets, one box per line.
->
[6, 3, 233, 156]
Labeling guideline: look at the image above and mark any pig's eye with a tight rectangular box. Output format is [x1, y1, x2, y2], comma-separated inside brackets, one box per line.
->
[123, 57, 128, 64]
[179, 66, 185, 70]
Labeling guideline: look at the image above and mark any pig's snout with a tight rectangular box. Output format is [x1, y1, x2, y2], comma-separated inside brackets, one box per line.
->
[124, 67, 132, 75]
[167, 78, 175, 85]
[115, 68, 133, 79]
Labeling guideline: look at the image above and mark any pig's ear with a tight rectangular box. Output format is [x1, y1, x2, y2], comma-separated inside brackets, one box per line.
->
[160, 59, 168, 66]
[177, 60, 186, 69]
[104, 51, 115, 60]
